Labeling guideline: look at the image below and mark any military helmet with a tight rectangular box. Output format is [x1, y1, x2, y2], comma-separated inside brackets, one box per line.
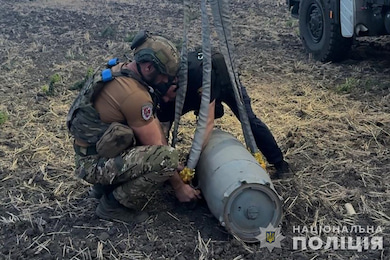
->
[131, 31, 180, 77]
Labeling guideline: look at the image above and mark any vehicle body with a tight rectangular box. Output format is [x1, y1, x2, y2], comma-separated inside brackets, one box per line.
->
[287, 0, 390, 61]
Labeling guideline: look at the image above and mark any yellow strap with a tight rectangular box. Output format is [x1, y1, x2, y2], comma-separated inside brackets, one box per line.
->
[179, 167, 195, 183]
[253, 152, 267, 170]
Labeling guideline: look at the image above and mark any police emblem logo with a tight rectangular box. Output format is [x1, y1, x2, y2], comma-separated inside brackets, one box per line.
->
[141, 104, 153, 121]
[266, 231, 275, 244]
[256, 223, 285, 252]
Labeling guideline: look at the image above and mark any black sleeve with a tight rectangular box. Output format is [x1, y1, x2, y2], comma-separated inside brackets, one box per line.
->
[156, 101, 175, 123]
[158, 51, 223, 121]
[187, 51, 220, 104]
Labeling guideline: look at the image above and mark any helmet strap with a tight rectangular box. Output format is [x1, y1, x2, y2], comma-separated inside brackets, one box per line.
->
[136, 62, 163, 104]
[136, 62, 153, 86]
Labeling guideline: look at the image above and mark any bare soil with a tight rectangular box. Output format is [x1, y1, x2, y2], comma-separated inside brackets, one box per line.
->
[0, 0, 389, 259]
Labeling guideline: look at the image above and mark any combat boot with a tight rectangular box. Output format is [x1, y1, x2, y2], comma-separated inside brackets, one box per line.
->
[273, 160, 292, 179]
[89, 184, 117, 199]
[96, 193, 149, 224]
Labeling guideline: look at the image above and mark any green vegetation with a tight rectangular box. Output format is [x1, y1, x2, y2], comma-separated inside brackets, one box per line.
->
[41, 73, 62, 95]
[336, 77, 360, 93]
[86, 67, 94, 78]
[286, 19, 298, 28]
[69, 67, 95, 90]
[335, 77, 384, 93]
[41, 84, 50, 93]
[0, 111, 8, 125]
[50, 73, 61, 84]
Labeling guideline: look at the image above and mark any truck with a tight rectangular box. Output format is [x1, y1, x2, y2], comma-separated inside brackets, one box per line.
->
[287, 0, 390, 62]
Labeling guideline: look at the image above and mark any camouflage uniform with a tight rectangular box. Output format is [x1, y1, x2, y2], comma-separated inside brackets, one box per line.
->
[67, 31, 181, 215]
[75, 145, 179, 209]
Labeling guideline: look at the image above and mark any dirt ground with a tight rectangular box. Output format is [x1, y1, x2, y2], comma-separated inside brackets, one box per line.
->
[0, 0, 389, 259]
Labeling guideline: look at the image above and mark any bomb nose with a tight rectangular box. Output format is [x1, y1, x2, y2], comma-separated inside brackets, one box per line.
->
[246, 206, 259, 220]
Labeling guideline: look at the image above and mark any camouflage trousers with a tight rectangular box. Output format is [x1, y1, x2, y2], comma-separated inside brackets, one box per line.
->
[75, 145, 179, 209]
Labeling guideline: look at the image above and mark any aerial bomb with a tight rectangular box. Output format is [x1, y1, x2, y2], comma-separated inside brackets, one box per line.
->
[196, 129, 283, 242]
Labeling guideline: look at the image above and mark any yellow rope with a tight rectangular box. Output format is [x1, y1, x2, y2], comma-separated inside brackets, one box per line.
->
[253, 152, 267, 170]
[179, 167, 195, 183]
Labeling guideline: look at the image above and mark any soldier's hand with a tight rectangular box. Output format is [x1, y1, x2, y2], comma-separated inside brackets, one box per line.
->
[176, 163, 184, 172]
[174, 183, 201, 203]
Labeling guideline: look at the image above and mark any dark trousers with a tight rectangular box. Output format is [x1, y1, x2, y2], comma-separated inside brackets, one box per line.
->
[218, 86, 284, 164]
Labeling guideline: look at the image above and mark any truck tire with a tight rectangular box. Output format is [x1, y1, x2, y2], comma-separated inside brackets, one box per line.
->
[299, 0, 352, 62]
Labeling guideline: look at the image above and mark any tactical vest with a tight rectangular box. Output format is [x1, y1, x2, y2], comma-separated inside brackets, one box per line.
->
[66, 59, 155, 145]
[187, 51, 232, 119]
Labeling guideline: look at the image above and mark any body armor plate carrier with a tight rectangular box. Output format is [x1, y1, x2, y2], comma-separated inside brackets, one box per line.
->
[66, 59, 155, 146]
